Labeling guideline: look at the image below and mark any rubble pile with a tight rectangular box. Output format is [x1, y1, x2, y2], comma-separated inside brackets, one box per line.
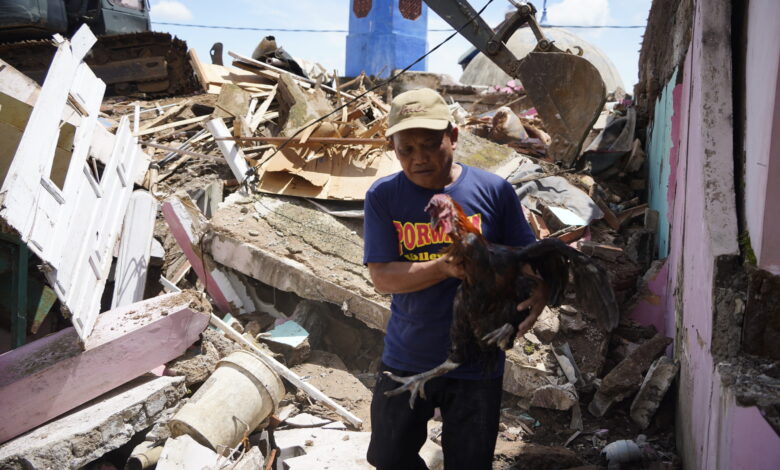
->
[0, 30, 680, 470]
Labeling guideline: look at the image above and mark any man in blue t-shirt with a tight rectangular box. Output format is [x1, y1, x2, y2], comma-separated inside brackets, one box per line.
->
[364, 88, 547, 470]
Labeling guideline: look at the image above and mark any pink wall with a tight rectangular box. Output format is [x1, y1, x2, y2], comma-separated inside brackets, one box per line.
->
[654, 1, 780, 468]
[744, 0, 780, 274]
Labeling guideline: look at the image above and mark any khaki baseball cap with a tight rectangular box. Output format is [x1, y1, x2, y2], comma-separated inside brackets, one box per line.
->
[386, 88, 453, 136]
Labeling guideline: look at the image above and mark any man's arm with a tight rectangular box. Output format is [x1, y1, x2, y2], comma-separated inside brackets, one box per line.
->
[368, 255, 463, 294]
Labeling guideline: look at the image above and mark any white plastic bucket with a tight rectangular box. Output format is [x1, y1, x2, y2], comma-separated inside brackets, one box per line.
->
[169, 350, 285, 452]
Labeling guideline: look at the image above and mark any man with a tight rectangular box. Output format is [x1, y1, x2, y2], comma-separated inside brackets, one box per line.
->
[363, 88, 547, 470]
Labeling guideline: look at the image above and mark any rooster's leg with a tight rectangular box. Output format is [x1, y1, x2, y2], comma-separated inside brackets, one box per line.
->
[481, 323, 516, 350]
[383, 359, 461, 409]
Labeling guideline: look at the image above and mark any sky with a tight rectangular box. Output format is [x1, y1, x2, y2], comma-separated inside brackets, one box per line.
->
[150, 0, 652, 92]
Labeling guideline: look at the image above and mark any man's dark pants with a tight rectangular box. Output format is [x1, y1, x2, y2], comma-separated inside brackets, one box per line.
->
[367, 362, 503, 470]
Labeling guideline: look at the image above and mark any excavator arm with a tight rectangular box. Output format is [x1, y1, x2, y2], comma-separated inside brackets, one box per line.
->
[422, 0, 607, 167]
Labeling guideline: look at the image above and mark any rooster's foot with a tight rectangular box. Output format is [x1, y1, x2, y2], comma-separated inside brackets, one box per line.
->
[482, 323, 516, 350]
[383, 359, 461, 409]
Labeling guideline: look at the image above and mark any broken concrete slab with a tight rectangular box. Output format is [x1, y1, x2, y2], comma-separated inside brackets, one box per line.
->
[274, 428, 442, 470]
[208, 193, 390, 331]
[589, 334, 672, 417]
[630, 356, 679, 429]
[531, 383, 579, 411]
[503, 345, 557, 399]
[0, 291, 209, 443]
[0, 376, 185, 470]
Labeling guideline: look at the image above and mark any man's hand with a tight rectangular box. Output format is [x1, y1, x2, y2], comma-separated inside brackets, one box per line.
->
[437, 254, 465, 280]
[515, 264, 549, 337]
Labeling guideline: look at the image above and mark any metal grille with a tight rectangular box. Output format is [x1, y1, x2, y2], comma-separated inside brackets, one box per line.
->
[398, 0, 422, 20]
[353, 0, 372, 18]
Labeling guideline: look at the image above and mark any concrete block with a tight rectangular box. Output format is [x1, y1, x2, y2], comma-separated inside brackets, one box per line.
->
[0, 376, 185, 470]
[0, 291, 210, 443]
[630, 356, 679, 429]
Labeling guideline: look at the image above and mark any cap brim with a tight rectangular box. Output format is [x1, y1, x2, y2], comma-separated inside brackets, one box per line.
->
[386, 118, 450, 137]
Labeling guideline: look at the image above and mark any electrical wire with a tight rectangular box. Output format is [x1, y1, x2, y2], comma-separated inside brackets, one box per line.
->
[152, 21, 645, 31]
[237, 0, 496, 192]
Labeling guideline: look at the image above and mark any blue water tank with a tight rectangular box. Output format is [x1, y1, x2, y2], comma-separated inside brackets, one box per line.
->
[345, 0, 428, 77]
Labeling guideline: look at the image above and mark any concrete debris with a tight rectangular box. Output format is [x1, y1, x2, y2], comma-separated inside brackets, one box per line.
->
[531, 383, 579, 411]
[0, 376, 186, 470]
[165, 340, 220, 387]
[630, 356, 680, 429]
[532, 306, 561, 343]
[493, 442, 583, 470]
[589, 334, 672, 417]
[275, 427, 443, 470]
[156, 434, 220, 470]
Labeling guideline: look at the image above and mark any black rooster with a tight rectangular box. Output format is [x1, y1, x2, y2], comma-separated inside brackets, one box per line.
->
[384, 193, 619, 408]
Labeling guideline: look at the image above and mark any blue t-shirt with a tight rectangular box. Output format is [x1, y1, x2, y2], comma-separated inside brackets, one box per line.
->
[363, 164, 536, 379]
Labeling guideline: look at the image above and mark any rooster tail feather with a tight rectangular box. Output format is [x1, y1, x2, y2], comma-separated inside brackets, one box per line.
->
[518, 238, 619, 331]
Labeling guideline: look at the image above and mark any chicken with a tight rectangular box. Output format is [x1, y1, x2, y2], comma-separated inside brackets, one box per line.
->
[384, 193, 619, 408]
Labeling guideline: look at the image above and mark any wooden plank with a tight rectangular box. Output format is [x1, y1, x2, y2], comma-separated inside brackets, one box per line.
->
[139, 100, 190, 132]
[111, 191, 158, 308]
[161, 195, 250, 315]
[249, 84, 278, 132]
[228, 51, 354, 100]
[206, 117, 250, 182]
[188, 48, 211, 92]
[133, 115, 208, 137]
[0, 291, 210, 444]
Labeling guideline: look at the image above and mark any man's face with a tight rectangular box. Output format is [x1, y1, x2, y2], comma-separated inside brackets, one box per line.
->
[390, 127, 458, 190]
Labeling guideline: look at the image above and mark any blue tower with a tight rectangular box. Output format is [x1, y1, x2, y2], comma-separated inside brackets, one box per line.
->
[345, 0, 428, 78]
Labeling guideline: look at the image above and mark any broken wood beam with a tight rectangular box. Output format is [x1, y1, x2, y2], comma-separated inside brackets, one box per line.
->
[209, 314, 364, 429]
[215, 136, 386, 146]
[0, 291, 210, 443]
[143, 142, 224, 163]
[206, 117, 251, 182]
